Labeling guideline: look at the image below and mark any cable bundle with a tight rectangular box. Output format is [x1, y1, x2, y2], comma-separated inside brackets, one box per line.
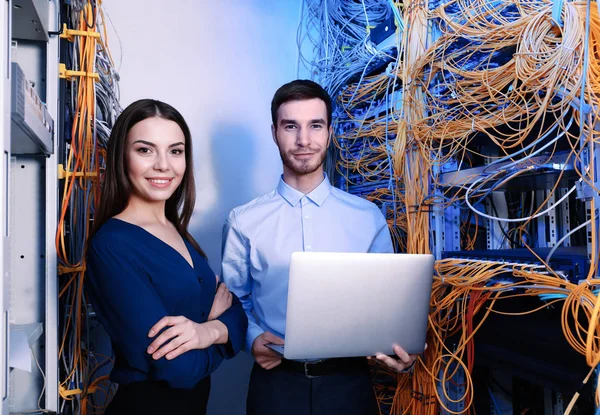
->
[56, 1, 120, 413]
[300, 0, 600, 413]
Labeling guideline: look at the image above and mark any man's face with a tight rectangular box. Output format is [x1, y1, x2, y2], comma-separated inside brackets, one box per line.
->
[272, 98, 331, 176]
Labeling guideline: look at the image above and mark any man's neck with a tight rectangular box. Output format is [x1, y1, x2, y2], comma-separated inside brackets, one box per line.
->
[282, 167, 325, 195]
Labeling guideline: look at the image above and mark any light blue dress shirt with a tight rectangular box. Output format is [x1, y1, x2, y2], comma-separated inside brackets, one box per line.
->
[221, 175, 394, 352]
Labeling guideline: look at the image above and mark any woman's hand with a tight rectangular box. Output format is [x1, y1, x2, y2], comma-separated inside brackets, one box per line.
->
[146, 316, 228, 360]
[208, 279, 233, 321]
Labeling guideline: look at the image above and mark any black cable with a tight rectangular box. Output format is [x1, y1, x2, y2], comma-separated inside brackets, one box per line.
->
[82, 1, 96, 29]
[490, 197, 521, 248]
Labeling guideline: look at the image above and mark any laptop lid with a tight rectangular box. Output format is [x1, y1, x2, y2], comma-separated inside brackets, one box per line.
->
[283, 252, 434, 360]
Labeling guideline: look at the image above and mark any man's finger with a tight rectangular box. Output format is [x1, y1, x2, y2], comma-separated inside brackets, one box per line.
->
[257, 342, 276, 354]
[260, 357, 282, 370]
[262, 347, 281, 358]
[263, 332, 285, 345]
[375, 353, 403, 371]
[257, 342, 282, 359]
[263, 359, 282, 370]
[393, 345, 411, 363]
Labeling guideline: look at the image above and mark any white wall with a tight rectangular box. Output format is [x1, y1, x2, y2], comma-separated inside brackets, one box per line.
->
[102, 1, 302, 413]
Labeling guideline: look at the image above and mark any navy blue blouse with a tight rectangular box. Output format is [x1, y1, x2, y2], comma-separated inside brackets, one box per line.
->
[86, 218, 247, 389]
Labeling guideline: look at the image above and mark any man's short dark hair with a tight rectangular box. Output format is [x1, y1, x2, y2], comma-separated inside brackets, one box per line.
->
[271, 80, 333, 128]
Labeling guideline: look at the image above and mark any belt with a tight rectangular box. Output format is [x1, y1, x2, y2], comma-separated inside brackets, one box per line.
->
[277, 357, 368, 378]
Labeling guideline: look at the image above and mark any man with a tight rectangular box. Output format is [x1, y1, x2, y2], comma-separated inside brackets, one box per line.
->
[222, 80, 417, 415]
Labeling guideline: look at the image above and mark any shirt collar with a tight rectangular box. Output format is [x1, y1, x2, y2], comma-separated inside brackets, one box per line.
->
[277, 174, 332, 207]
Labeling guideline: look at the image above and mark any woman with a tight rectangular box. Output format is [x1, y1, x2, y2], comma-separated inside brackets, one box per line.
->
[86, 99, 247, 414]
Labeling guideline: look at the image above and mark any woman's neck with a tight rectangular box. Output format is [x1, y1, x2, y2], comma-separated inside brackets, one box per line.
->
[115, 195, 169, 227]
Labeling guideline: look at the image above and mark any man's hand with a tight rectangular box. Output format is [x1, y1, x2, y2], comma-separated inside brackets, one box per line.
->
[251, 331, 285, 370]
[370, 344, 424, 372]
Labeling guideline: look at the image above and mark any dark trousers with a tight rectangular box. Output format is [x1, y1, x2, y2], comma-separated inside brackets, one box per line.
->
[246, 361, 379, 415]
[104, 377, 210, 415]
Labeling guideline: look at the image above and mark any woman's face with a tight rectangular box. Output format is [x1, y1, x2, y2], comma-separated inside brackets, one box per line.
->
[125, 116, 187, 204]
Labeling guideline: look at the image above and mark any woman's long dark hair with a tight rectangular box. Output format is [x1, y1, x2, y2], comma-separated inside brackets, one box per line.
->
[90, 99, 206, 257]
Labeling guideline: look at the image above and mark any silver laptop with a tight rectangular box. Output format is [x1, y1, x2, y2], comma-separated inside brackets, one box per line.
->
[268, 252, 434, 360]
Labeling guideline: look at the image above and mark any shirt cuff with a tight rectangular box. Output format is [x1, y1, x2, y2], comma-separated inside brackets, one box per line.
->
[245, 324, 264, 354]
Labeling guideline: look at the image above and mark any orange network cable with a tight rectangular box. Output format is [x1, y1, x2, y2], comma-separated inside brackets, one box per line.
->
[310, 0, 600, 412]
[57, 5, 98, 407]
[55, 1, 118, 413]
[403, 1, 597, 412]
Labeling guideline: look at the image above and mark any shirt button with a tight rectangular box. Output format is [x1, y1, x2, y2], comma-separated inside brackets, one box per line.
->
[306, 245, 312, 251]
[198, 278, 203, 283]
[304, 215, 310, 219]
